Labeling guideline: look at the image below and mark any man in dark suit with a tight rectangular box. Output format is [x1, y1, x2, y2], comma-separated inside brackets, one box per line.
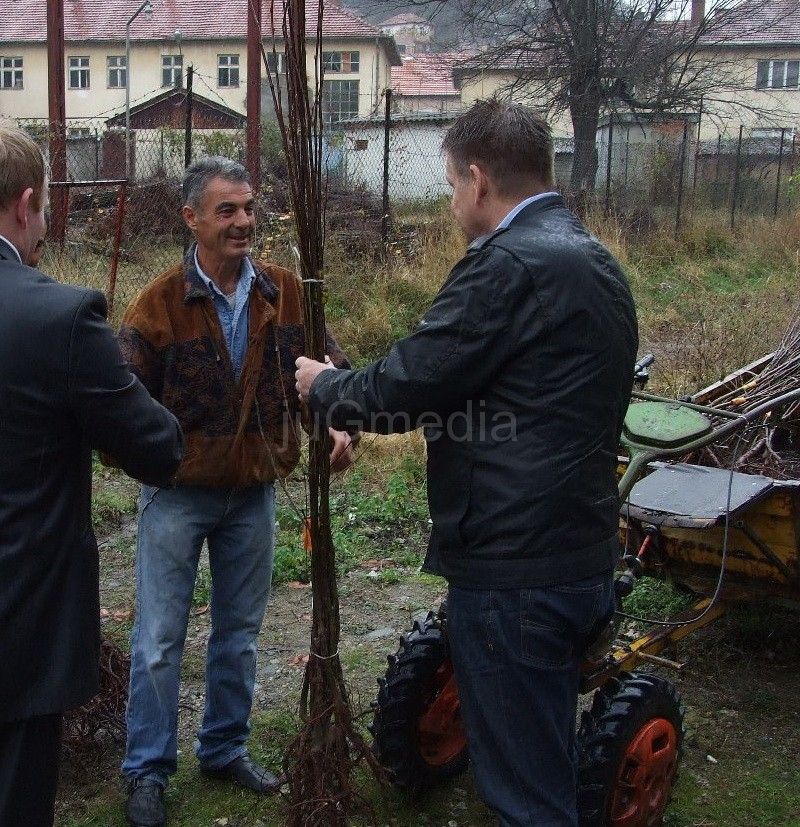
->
[0, 124, 183, 826]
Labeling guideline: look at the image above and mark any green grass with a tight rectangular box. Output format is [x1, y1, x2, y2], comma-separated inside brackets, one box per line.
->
[668, 755, 800, 827]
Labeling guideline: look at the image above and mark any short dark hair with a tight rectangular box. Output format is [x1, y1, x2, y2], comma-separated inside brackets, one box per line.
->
[0, 124, 46, 211]
[182, 156, 250, 208]
[442, 99, 554, 194]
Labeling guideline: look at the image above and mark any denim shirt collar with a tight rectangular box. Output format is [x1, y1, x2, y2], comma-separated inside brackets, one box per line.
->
[182, 242, 279, 303]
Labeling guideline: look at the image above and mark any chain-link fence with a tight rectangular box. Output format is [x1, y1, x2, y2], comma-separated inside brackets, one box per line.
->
[18, 100, 800, 322]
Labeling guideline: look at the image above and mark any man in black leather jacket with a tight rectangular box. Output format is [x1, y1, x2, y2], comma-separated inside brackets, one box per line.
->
[296, 100, 638, 826]
[0, 124, 183, 827]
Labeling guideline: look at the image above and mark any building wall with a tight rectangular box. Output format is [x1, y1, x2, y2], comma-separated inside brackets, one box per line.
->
[457, 49, 800, 142]
[393, 94, 462, 115]
[458, 70, 573, 136]
[0, 38, 391, 122]
[341, 120, 452, 200]
[697, 46, 800, 138]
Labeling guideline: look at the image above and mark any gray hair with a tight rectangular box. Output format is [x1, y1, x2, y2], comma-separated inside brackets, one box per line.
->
[182, 156, 251, 208]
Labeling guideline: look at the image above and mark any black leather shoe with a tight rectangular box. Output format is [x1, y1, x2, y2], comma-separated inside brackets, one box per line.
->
[125, 778, 166, 827]
[201, 754, 282, 794]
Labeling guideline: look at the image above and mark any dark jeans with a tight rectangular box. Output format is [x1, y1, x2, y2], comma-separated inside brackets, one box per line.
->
[0, 713, 62, 827]
[447, 572, 615, 827]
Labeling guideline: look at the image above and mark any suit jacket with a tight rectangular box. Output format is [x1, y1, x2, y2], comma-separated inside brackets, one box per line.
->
[0, 238, 183, 721]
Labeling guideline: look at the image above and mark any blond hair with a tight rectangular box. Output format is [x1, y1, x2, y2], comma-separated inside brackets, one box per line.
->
[0, 123, 46, 211]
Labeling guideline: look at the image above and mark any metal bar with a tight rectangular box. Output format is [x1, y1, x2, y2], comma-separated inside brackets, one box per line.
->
[730, 124, 744, 230]
[604, 116, 614, 214]
[184, 65, 194, 168]
[50, 179, 128, 188]
[735, 519, 794, 581]
[47, 0, 67, 246]
[774, 127, 786, 218]
[691, 95, 703, 211]
[246, 0, 262, 191]
[675, 118, 689, 239]
[107, 181, 127, 320]
[581, 598, 725, 692]
[381, 88, 392, 247]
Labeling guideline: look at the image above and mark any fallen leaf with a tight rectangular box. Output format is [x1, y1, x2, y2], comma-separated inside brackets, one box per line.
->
[289, 654, 309, 668]
[287, 580, 310, 590]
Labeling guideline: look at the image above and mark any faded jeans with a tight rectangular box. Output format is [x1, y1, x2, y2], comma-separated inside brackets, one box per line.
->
[122, 483, 275, 785]
[447, 571, 615, 827]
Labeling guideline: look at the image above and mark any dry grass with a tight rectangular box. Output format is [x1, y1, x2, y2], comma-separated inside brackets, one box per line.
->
[40, 206, 800, 398]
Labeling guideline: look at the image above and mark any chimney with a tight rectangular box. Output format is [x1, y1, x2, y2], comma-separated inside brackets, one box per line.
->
[691, 0, 705, 25]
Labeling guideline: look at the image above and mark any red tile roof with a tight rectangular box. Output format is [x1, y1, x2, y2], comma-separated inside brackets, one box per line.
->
[391, 52, 469, 97]
[0, 0, 388, 43]
[699, 0, 800, 44]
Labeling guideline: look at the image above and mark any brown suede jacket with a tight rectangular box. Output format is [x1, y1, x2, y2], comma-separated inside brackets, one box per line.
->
[117, 245, 349, 487]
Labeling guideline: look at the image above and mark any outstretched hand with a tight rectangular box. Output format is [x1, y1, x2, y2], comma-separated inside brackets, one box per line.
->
[295, 355, 335, 403]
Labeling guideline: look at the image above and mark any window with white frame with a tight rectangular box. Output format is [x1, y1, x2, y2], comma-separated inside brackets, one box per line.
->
[218, 54, 240, 87]
[757, 59, 800, 89]
[162, 54, 183, 87]
[68, 56, 90, 89]
[265, 52, 287, 75]
[322, 79, 359, 126]
[68, 126, 93, 138]
[322, 51, 360, 73]
[0, 57, 23, 90]
[107, 55, 127, 88]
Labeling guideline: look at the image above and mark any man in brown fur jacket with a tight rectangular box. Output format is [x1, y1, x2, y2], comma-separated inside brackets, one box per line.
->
[119, 157, 353, 827]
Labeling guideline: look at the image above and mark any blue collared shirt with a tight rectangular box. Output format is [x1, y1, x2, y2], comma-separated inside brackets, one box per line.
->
[495, 191, 559, 231]
[194, 248, 256, 380]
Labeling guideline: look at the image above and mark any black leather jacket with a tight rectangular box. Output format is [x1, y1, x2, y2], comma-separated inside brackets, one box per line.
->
[310, 195, 638, 588]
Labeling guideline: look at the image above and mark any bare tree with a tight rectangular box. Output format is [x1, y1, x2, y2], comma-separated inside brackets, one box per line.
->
[369, 0, 784, 196]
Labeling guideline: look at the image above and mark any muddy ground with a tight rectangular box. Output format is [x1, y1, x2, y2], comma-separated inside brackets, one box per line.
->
[55, 479, 800, 827]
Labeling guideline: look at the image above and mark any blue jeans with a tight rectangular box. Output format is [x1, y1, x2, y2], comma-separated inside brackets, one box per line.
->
[122, 483, 275, 784]
[447, 572, 615, 827]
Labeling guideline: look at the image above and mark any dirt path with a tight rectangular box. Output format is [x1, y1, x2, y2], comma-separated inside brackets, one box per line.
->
[56, 490, 800, 826]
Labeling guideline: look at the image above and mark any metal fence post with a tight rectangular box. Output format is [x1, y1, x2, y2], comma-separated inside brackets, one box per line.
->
[185, 65, 194, 168]
[47, 0, 68, 246]
[604, 116, 614, 214]
[381, 88, 392, 247]
[774, 127, 787, 218]
[691, 96, 703, 212]
[730, 125, 744, 231]
[675, 119, 689, 239]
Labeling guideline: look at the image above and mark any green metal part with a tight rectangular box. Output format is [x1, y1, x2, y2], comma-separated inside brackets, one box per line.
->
[623, 401, 711, 449]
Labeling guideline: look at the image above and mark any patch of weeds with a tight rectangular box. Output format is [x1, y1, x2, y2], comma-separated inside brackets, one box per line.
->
[273, 540, 309, 585]
[376, 568, 402, 585]
[670, 755, 800, 827]
[622, 577, 693, 623]
[91, 486, 137, 531]
[192, 560, 212, 608]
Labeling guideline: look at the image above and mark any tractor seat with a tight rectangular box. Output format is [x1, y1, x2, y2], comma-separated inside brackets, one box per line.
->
[623, 401, 712, 450]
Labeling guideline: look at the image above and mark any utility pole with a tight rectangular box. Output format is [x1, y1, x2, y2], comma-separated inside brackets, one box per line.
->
[47, 0, 67, 245]
[246, 0, 262, 190]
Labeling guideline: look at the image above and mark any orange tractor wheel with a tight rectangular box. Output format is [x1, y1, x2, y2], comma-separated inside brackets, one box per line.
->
[370, 610, 470, 791]
[578, 672, 685, 827]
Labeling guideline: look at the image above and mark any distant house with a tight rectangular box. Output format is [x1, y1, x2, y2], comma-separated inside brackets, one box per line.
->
[693, 0, 800, 137]
[391, 53, 466, 115]
[452, 0, 800, 141]
[380, 13, 434, 55]
[0, 0, 401, 127]
[340, 113, 456, 201]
